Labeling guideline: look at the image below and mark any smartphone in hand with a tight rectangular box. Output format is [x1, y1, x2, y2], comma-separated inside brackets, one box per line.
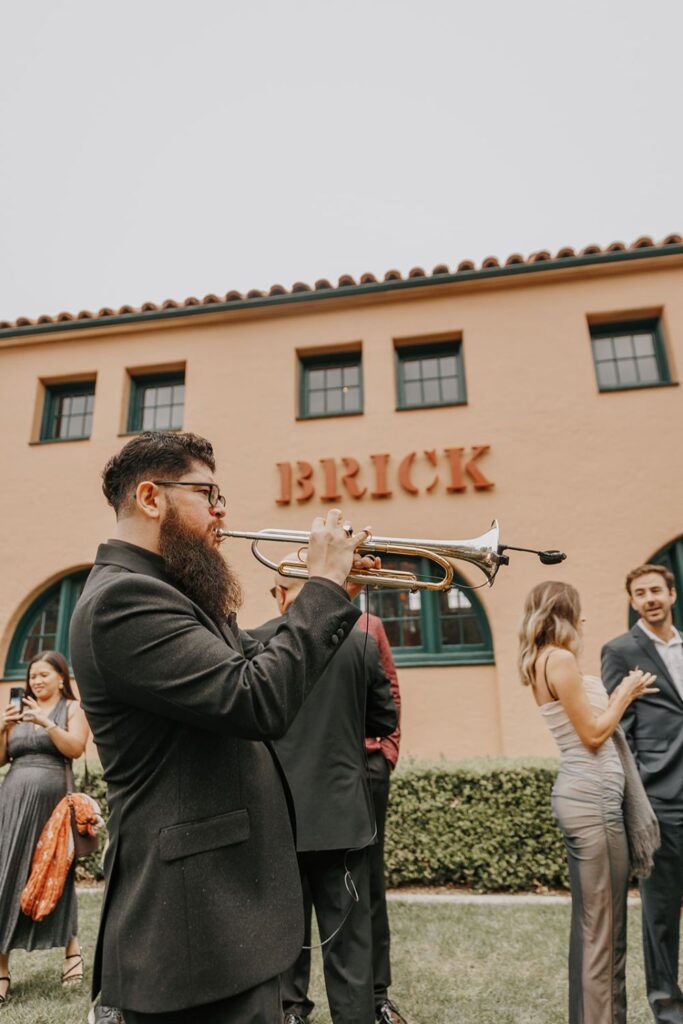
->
[9, 687, 25, 715]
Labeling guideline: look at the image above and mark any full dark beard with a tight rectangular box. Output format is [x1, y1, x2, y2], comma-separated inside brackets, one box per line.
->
[159, 504, 243, 622]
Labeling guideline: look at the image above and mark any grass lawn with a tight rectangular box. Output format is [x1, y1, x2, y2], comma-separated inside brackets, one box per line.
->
[0, 892, 664, 1023]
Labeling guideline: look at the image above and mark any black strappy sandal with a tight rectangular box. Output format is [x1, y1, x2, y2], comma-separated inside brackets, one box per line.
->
[0, 975, 10, 1006]
[62, 952, 83, 988]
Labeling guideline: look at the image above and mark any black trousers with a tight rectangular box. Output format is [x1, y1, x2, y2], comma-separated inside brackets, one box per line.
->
[641, 802, 683, 1024]
[122, 976, 281, 1024]
[366, 749, 392, 1004]
[282, 847, 374, 1024]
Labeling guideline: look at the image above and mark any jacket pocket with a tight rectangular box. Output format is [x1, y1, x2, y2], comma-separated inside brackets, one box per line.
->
[637, 739, 667, 752]
[158, 809, 250, 862]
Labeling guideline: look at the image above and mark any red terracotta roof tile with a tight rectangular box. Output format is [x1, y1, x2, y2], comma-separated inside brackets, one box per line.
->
[2, 234, 680, 333]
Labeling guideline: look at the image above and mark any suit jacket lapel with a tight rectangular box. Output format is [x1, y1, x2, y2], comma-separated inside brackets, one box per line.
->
[631, 625, 683, 706]
[95, 540, 243, 653]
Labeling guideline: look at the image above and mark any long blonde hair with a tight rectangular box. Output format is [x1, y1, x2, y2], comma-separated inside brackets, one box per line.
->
[518, 581, 582, 687]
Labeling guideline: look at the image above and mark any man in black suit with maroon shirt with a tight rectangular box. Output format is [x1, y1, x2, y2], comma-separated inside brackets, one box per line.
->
[251, 571, 397, 1024]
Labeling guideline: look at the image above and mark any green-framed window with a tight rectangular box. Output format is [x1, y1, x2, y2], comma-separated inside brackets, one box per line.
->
[357, 556, 494, 666]
[395, 340, 466, 410]
[128, 372, 185, 432]
[628, 535, 683, 631]
[4, 570, 90, 679]
[40, 380, 95, 441]
[590, 319, 671, 392]
[299, 352, 363, 418]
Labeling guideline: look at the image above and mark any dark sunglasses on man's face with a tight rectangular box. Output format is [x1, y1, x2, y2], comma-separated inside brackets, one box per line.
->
[152, 481, 227, 509]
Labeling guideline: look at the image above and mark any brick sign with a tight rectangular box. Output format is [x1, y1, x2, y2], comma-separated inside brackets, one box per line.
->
[275, 446, 494, 504]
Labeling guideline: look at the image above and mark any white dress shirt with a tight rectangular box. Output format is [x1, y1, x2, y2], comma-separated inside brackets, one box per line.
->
[637, 620, 683, 699]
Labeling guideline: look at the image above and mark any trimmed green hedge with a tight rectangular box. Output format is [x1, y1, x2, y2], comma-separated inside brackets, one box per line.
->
[4, 756, 569, 890]
[384, 757, 569, 891]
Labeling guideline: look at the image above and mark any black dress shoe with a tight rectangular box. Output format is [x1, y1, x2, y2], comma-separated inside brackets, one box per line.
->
[376, 998, 408, 1024]
[284, 1014, 306, 1024]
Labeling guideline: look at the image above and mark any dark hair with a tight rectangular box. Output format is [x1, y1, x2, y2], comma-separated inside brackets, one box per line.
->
[102, 431, 216, 515]
[626, 563, 676, 595]
[26, 650, 76, 701]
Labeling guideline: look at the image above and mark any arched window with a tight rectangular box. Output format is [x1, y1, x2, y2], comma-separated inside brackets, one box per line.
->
[357, 555, 494, 666]
[5, 570, 90, 680]
[629, 536, 683, 630]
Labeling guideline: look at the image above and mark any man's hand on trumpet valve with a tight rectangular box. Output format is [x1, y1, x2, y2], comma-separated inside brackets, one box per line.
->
[307, 509, 372, 589]
[346, 555, 381, 600]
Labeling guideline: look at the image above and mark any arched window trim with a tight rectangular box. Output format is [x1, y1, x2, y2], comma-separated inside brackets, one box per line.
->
[4, 569, 90, 679]
[628, 534, 683, 631]
[358, 559, 494, 667]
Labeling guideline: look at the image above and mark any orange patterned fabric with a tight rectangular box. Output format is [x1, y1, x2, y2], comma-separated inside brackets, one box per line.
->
[20, 794, 102, 922]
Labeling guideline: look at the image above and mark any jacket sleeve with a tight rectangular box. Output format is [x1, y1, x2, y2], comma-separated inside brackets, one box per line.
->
[90, 574, 360, 740]
[364, 636, 398, 738]
[361, 614, 402, 764]
[601, 641, 637, 756]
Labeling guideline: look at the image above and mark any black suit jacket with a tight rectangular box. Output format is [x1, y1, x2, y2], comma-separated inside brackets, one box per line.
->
[69, 540, 360, 1014]
[601, 623, 683, 804]
[250, 615, 397, 851]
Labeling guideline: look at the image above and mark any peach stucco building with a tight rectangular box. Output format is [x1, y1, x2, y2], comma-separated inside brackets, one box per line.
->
[1, 233, 682, 761]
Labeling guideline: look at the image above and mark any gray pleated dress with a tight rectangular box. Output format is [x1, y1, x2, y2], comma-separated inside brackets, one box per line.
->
[541, 675, 629, 1024]
[0, 697, 78, 953]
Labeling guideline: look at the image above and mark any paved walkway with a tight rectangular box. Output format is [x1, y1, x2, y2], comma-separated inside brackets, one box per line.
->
[388, 890, 642, 905]
[77, 885, 642, 906]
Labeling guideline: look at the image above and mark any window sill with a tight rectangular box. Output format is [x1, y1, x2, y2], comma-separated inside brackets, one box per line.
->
[393, 651, 495, 667]
[395, 400, 467, 412]
[597, 380, 678, 394]
[29, 436, 91, 445]
[118, 428, 183, 437]
[296, 411, 364, 421]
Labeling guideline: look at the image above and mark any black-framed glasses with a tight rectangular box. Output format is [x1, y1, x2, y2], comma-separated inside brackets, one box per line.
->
[152, 481, 226, 509]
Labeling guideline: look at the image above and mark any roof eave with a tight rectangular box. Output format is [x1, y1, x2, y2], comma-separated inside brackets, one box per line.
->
[2, 242, 683, 341]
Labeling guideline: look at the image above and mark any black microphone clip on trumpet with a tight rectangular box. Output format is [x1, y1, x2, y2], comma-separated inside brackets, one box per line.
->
[495, 544, 567, 568]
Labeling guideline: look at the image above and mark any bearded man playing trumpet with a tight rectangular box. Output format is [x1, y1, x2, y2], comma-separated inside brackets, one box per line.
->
[70, 430, 375, 1024]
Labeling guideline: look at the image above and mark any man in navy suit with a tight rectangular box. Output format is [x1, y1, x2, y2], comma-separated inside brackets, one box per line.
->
[602, 564, 683, 1024]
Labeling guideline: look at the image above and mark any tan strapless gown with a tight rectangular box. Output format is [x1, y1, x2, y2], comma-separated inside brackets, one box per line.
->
[540, 675, 628, 1024]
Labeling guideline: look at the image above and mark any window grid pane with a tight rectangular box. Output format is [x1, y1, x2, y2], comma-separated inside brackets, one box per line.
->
[47, 386, 95, 440]
[303, 358, 362, 417]
[591, 327, 664, 390]
[132, 375, 185, 431]
[399, 344, 463, 408]
[20, 594, 60, 662]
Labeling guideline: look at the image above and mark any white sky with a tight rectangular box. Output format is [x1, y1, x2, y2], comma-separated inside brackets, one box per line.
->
[1, 0, 681, 323]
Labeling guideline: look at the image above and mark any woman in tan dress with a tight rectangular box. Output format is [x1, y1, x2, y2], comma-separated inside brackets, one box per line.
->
[519, 581, 657, 1024]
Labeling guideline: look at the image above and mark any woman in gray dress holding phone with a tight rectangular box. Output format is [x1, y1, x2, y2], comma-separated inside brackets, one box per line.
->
[519, 581, 657, 1024]
[0, 650, 89, 1005]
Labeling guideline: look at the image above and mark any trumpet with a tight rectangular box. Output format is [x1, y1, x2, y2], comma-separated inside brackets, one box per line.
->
[215, 521, 566, 591]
